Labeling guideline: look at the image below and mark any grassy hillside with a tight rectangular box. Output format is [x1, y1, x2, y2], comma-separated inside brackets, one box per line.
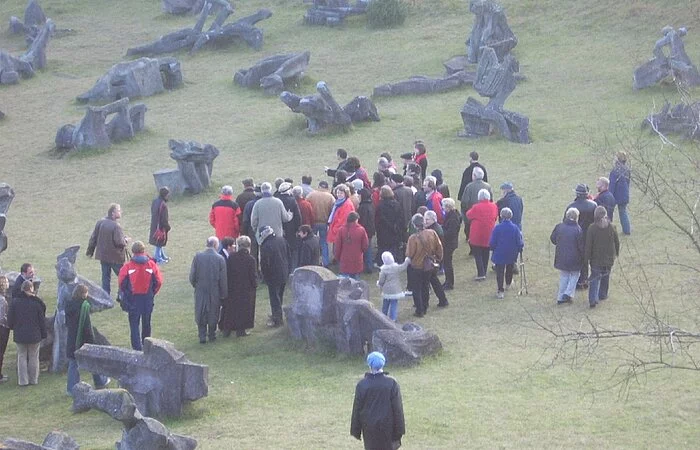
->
[1, 0, 699, 448]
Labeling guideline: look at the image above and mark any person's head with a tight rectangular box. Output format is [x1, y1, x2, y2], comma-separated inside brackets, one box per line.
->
[380, 152, 393, 163]
[242, 178, 254, 189]
[472, 167, 484, 181]
[430, 169, 443, 185]
[258, 226, 274, 242]
[351, 179, 364, 193]
[500, 207, 513, 221]
[297, 224, 312, 239]
[108, 203, 121, 220]
[403, 176, 414, 188]
[318, 180, 329, 190]
[236, 235, 251, 251]
[500, 181, 513, 193]
[469, 151, 479, 163]
[400, 152, 413, 163]
[423, 175, 437, 192]
[336, 170, 348, 184]
[221, 237, 236, 252]
[337, 148, 347, 160]
[334, 184, 350, 199]
[574, 183, 589, 198]
[381, 251, 395, 266]
[390, 173, 404, 186]
[21, 279, 34, 296]
[442, 197, 456, 212]
[367, 351, 386, 373]
[360, 188, 372, 202]
[261, 182, 273, 195]
[159, 186, 170, 201]
[411, 213, 424, 230]
[380, 185, 394, 200]
[206, 236, 219, 249]
[292, 186, 304, 199]
[0, 275, 8, 295]
[301, 175, 312, 185]
[417, 206, 428, 215]
[424, 210, 438, 226]
[477, 189, 491, 201]
[72, 284, 89, 301]
[565, 207, 579, 222]
[378, 157, 389, 171]
[347, 211, 359, 224]
[414, 141, 426, 155]
[372, 171, 386, 189]
[131, 241, 146, 254]
[20, 263, 34, 277]
[594, 205, 608, 225]
[284, 177, 294, 184]
[221, 185, 233, 196]
[346, 157, 361, 172]
[274, 178, 284, 190]
[596, 177, 609, 192]
[616, 151, 627, 164]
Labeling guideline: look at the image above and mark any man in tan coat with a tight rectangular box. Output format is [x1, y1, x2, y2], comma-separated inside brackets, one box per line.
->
[306, 180, 335, 267]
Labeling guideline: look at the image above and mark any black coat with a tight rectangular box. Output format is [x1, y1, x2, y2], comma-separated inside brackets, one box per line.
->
[351, 372, 405, 450]
[260, 235, 289, 285]
[442, 209, 462, 252]
[358, 199, 376, 239]
[220, 249, 257, 331]
[8, 294, 47, 344]
[550, 219, 584, 271]
[65, 298, 94, 359]
[298, 235, 321, 267]
[149, 197, 171, 246]
[565, 197, 597, 233]
[280, 194, 301, 247]
[458, 162, 488, 201]
[376, 199, 405, 249]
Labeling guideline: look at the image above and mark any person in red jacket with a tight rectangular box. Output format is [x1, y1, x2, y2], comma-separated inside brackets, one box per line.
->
[209, 185, 241, 241]
[466, 189, 498, 281]
[327, 184, 356, 246]
[334, 212, 369, 279]
[293, 186, 314, 227]
[118, 241, 163, 350]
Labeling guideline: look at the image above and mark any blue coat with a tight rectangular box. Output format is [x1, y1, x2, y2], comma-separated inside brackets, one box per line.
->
[595, 190, 616, 221]
[609, 163, 630, 205]
[550, 219, 584, 271]
[489, 220, 524, 265]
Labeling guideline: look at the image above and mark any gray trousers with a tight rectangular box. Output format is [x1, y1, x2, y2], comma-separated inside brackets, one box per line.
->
[17, 342, 40, 386]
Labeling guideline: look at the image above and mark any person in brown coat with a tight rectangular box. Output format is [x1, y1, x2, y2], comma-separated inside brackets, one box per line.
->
[585, 206, 620, 308]
[406, 213, 443, 317]
[87, 203, 127, 296]
[149, 187, 171, 264]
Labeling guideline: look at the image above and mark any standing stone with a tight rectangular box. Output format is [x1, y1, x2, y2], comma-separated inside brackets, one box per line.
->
[168, 140, 219, 194]
[466, 0, 517, 64]
[633, 26, 700, 90]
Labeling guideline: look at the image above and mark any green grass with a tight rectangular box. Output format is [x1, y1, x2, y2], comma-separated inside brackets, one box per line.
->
[1, 0, 700, 447]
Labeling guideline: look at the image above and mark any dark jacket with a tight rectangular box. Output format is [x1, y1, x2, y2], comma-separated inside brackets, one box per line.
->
[236, 188, 257, 215]
[376, 199, 405, 249]
[489, 220, 524, 265]
[392, 185, 414, 227]
[279, 194, 302, 247]
[550, 219, 584, 271]
[585, 222, 620, 267]
[609, 162, 630, 205]
[241, 196, 259, 237]
[65, 298, 94, 359]
[358, 193, 376, 239]
[118, 254, 163, 314]
[565, 197, 597, 233]
[351, 372, 405, 450]
[298, 234, 320, 267]
[222, 249, 257, 331]
[458, 162, 488, 201]
[8, 293, 47, 344]
[497, 191, 524, 229]
[149, 197, 171, 246]
[442, 209, 462, 252]
[87, 217, 126, 264]
[260, 235, 289, 285]
[12, 274, 29, 299]
[595, 190, 616, 221]
[413, 189, 427, 214]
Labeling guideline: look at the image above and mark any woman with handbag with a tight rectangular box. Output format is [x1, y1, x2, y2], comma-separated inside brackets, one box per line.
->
[149, 187, 171, 265]
[405, 214, 443, 317]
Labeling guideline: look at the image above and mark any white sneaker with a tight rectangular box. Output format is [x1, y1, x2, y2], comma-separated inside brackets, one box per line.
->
[496, 291, 505, 299]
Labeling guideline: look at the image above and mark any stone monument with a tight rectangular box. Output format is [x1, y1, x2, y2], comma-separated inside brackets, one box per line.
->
[9, 0, 47, 40]
[0, 19, 54, 85]
[234, 51, 311, 95]
[162, 0, 231, 15]
[643, 101, 700, 141]
[633, 26, 700, 90]
[280, 81, 379, 134]
[0, 183, 15, 258]
[72, 382, 198, 450]
[77, 57, 183, 104]
[55, 98, 147, 151]
[284, 267, 442, 366]
[459, 46, 529, 143]
[2, 431, 78, 450]
[126, 1, 272, 56]
[466, 0, 517, 64]
[153, 139, 220, 196]
[304, 0, 369, 27]
[373, 71, 476, 97]
[75, 338, 208, 418]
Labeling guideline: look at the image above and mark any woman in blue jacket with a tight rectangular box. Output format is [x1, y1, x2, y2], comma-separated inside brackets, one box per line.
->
[609, 151, 631, 235]
[489, 208, 524, 299]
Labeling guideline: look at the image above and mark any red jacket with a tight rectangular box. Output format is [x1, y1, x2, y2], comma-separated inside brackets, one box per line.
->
[118, 254, 163, 313]
[209, 194, 241, 240]
[466, 200, 498, 247]
[426, 190, 444, 224]
[297, 197, 314, 227]
[327, 199, 355, 244]
[334, 222, 369, 275]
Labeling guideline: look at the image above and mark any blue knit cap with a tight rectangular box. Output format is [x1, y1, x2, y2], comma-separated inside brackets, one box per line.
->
[367, 352, 386, 371]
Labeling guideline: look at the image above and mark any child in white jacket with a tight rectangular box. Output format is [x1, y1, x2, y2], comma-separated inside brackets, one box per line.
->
[377, 252, 410, 321]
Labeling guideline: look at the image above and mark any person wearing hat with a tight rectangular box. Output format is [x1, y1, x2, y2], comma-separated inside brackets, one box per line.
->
[307, 180, 336, 267]
[258, 226, 289, 327]
[251, 182, 294, 245]
[496, 182, 523, 230]
[351, 351, 405, 450]
[277, 182, 302, 271]
[209, 185, 241, 242]
[564, 184, 598, 289]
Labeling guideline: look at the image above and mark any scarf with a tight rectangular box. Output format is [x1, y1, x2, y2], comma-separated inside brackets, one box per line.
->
[76, 300, 91, 350]
[327, 197, 347, 225]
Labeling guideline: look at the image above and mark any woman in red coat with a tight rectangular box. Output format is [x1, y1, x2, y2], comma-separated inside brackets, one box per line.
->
[466, 189, 498, 280]
[334, 212, 369, 279]
[327, 184, 355, 245]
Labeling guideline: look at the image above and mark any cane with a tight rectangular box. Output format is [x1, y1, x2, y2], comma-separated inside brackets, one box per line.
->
[518, 251, 528, 296]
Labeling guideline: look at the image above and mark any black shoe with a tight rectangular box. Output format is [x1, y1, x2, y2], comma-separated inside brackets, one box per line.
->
[437, 302, 449, 308]
[236, 330, 250, 337]
[599, 296, 608, 301]
[442, 283, 454, 291]
[209, 336, 216, 343]
[413, 311, 424, 318]
[557, 295, 572, 305]
[589, 302, 597, 309]
[222, 330, 232, 338]
[200, 339, 207, 344]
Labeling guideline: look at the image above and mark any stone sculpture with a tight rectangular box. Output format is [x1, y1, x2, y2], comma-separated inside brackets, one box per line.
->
[234, 51, 311, 95]
[304, 0, 369, 27]
[284, 267, 441, 366]
[75, 338, 208, 418]
[162, 0, 231, 15]
[643, 101, 700, 141]
[9, 0, 47, 40]
[51, 245, 114, 373]
[459, 47, 529, 143]
[126, 1, 271, 57]
[2, 431, 79, 450]
[280, 81, 379, 134]
[633, 26, 700, 90]
[0, 19, 54, 85]
[373, 71, 476, 97]
[152, 139, 219, 196]
[72, 382, 198, 450]
[0, 183, 15, 257]
[466, 0, 517, 64]
[77, 57, 183, 104]
[55, 98, 147, 151]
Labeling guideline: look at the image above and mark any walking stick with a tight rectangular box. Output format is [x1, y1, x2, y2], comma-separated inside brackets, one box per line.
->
[518, 251, 528, 296]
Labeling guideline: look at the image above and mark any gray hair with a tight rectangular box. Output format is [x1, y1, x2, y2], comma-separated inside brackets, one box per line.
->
[500, 207, 513, 220]
[292, 186, 304, 198]
[411, 213, 424, 230]
[236, 235, 251, 250]
[441, 197, 456, 211]
[206, 236, 219, 248]
[221, 185, 233, 195]
[598, 177, 610, 188]
[472, 167, 484, 180]
[477, 188, 491, 201]
[424, 210, 438, 222]
[565, 207, 579, 221]
[260, 182, 272, 193]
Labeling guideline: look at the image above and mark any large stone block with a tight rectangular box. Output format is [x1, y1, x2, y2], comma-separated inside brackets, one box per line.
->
[153, 169, 187, 196]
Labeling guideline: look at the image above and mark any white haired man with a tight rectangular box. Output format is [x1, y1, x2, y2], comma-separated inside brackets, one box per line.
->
[189, 237, 227, 344]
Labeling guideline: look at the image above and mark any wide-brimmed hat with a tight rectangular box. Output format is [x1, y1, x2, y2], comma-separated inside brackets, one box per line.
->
[574, 183, 589, 195]
[500, 181, 513, 190]
[278, 182, 292, 194]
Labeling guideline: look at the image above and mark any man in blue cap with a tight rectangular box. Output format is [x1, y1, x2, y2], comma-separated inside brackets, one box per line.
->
[351, 352, 405, 450]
